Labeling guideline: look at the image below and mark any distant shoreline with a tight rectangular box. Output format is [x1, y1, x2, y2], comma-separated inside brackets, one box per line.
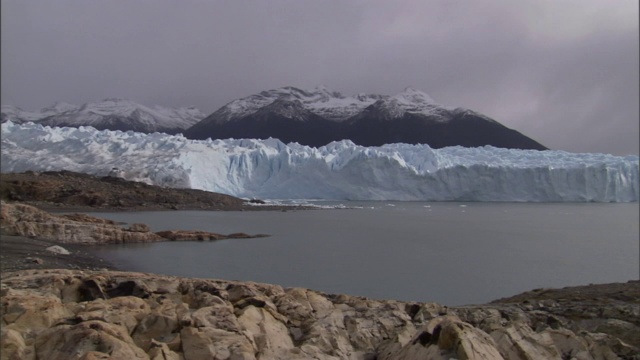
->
[0, 170, 319, 213]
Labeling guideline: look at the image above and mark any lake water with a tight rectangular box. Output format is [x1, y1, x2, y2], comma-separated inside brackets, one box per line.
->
[89, 201, 639, 305]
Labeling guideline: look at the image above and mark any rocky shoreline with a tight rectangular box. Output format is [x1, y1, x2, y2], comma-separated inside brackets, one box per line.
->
[2, 269, 638, 359]
[0, 232, 119, 273]
[0, 170, 314, 212]
[1, 196, 639, 358]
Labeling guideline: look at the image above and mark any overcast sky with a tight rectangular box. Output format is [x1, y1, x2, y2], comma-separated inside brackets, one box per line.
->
[1, 1, 638, 155]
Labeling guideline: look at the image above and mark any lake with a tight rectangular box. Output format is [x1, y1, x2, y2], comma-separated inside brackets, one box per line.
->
[89, 201, 639, 305]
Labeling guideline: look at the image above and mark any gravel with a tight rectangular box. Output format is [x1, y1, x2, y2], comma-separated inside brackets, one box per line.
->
[0, 231, 118, 273]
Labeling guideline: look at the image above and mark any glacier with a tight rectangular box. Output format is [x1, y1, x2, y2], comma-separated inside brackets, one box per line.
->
[1, 121, 638, 202]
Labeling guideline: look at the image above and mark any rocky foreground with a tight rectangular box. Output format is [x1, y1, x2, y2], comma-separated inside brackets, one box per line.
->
[1, 270, 638, 360]
[1, 201, 639, 359]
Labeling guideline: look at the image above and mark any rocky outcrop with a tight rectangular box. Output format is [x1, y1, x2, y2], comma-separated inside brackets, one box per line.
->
[1, 270, 638, 360]
[0, 201, 267, 245]
[1, 201, 165, 244]
[155, 230, 268, 242]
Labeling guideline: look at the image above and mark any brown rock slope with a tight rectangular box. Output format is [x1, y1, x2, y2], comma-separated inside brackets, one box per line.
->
[1, 270, 638, 359]
[0, 170, 250, 211]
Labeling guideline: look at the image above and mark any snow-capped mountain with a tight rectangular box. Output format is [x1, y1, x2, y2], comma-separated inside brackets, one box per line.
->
[184, 86, 547, 150]
[205, 86, 385, 123]
[3, 121, 637, 202]
[1, 102, 78, 124]
[1, 99, 205, 134]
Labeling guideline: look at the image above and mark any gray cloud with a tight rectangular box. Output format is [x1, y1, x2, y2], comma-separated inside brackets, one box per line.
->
[1, 0, 637, 155]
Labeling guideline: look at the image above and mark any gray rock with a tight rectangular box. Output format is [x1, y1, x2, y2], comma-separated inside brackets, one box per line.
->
[45, 245, 70, 255]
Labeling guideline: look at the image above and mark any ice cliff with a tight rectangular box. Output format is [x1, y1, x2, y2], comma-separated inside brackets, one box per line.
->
[1, 121, 638, 202]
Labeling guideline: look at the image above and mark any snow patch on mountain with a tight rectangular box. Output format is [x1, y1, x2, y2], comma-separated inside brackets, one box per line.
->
[359, 87, 455, 121]
[1, 99, 205, 132]
[2, 121, 637, 202]
[1, 102, 79, 123]
[209, 86, 449, 123]
[43, 98, 204, 131]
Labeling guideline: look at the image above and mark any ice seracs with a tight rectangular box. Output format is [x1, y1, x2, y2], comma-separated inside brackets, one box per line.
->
[2, 121, 638, 202]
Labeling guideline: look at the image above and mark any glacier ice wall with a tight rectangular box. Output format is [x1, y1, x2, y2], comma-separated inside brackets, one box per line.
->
[1, 121, 638, 202]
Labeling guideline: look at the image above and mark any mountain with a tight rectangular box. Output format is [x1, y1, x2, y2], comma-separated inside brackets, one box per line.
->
[1, 99, 205, 134]
[1, 102, 78, 124]
[3, 121, 637, 202]
[184, 86, 547, 150]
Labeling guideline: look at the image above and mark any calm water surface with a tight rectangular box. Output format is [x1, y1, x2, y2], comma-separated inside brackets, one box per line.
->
[89, 202, 639, 305]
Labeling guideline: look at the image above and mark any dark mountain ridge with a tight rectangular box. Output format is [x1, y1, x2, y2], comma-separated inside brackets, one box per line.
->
[184, 87, 547, 150]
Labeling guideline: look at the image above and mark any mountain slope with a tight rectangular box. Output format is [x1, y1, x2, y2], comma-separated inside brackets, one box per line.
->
[1, 99, 204, 134]
[191, 98, 343, 145]
[344, 107, 546, 149]
[1, 103, 78, 124]
[184, 87, 547, 150]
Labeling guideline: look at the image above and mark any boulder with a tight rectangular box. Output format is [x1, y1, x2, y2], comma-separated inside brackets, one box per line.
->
[379, 317, 505, 360]
[33, 320, 148, 360]
[46, 245, 70, 255]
